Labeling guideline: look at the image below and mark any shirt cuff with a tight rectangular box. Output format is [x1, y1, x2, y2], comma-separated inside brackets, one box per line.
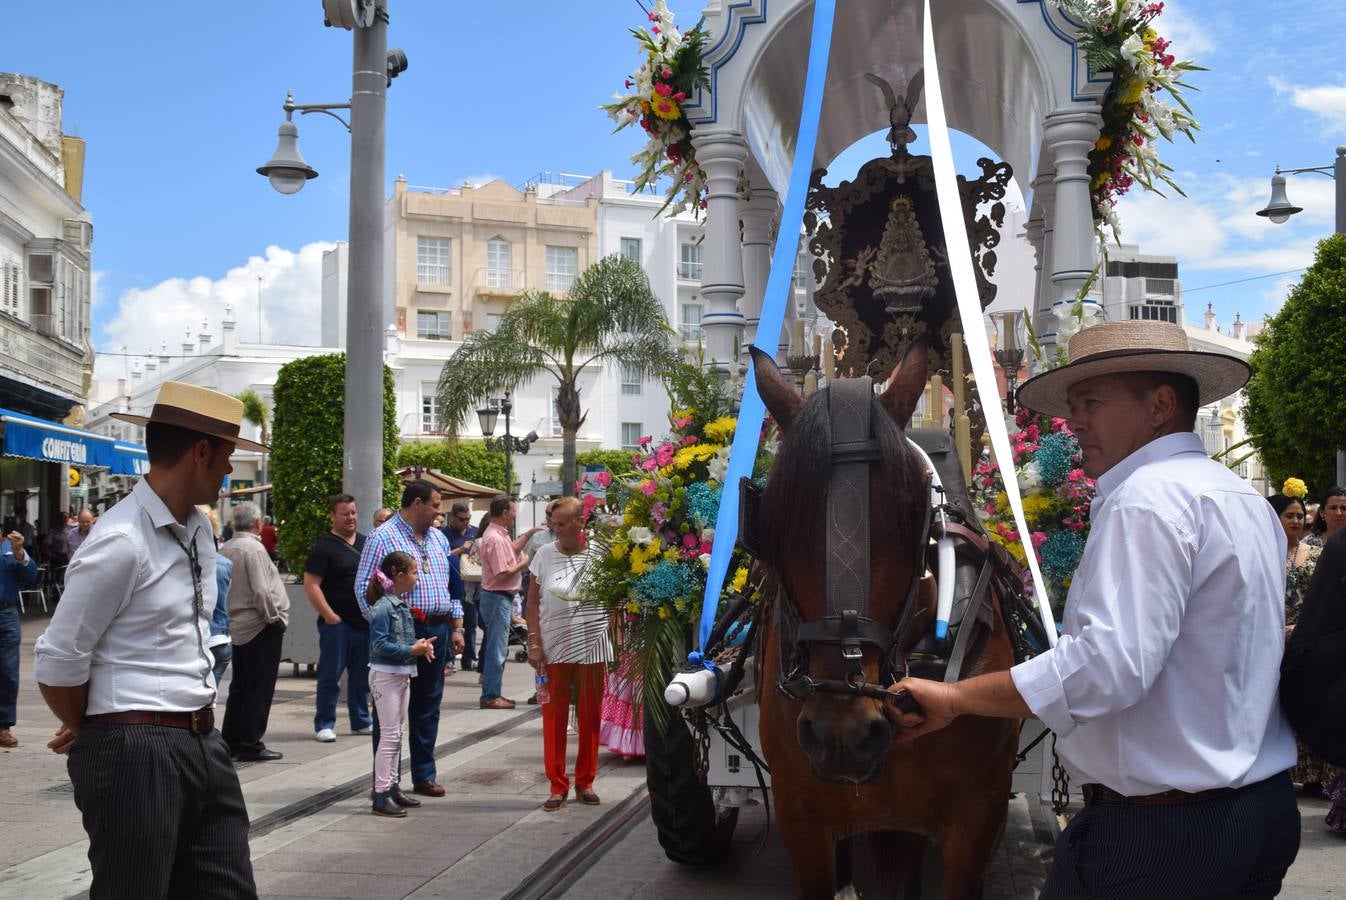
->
[450, 598, 463, 619]
[1010, 646, 1077, 738]
[32, 639, 91, 688]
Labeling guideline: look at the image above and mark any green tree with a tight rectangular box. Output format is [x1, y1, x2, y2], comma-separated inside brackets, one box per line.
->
[575, 448, 638, 475]
[1243, 233, 1346, 497]
[435, 255, 680, 495]
[271, 354, 400, 568]
[396, 440, 508, 492]
[237, 389, 271, 508]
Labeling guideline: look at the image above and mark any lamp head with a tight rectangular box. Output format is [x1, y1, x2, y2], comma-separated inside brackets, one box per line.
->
[1256, 173, 1302, 224]
[476, 402, 499, 437]
[257, 119, 318, 195]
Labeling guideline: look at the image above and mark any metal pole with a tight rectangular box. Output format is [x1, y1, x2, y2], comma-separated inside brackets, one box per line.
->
[1335, 148, 1345, 487]
[503, 390, 515, 537]
[343, 3, 388, 523]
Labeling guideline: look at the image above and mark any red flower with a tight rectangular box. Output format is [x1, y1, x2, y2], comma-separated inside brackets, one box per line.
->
[411, 607, 427, 623]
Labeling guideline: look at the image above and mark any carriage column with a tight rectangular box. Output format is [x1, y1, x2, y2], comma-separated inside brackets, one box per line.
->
[1044, 107, 1103, 338]
[693, 129, 749, 378]
[1025, 175, 1053, 363]
[739, 181, 779, 353]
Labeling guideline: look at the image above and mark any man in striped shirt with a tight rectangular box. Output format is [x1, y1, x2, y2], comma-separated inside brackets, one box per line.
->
[355, 480, 465, 798]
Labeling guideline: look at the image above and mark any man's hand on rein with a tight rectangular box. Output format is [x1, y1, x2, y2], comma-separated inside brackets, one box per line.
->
[888, 677, 960, 744]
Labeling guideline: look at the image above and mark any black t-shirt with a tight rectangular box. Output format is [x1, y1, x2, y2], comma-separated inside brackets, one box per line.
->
[304, 532, 368, 629]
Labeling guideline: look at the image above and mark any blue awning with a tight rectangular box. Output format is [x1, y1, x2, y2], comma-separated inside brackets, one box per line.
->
[112, 441, 149, 477]
[0, 407, 118, 469]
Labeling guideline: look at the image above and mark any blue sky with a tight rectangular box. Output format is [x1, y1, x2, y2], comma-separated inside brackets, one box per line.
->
[6, 1, 1343, 377]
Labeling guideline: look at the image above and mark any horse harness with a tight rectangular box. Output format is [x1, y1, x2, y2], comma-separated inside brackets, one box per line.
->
[756, 377, 1041, 707]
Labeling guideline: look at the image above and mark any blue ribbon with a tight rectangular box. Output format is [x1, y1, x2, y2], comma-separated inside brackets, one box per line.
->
[695, 0, 837, 655]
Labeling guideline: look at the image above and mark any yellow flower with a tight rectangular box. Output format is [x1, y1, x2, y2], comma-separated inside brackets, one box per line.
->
[730, 566, 749, 594]
[703, 416, 738, 443]
[1142, 28, 1157, 43]
[671, 407, 696, 422]
[1095, 136, 1112, 151]
[1282, 477, 1308, 499]
[663, 546, 680, 562]
[674, 443, 721, 470]
[629, 544, 648, 575]
[625, 600, 640, 614]
[612, 542, 629, 560]
[1122, 80, 1146, 106]
[1021, 494, 1054, 523]
[651, 95, 682, 121]
[658, 606, 670, 619]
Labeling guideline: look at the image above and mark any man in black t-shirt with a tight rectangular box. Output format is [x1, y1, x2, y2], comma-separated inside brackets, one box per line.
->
[303, 494, 371, 742]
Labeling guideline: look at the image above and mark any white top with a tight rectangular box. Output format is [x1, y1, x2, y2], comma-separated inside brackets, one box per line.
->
[529, 542, 612, 665]
[34, 479, 218, 715]
[1011, 432, 1296, 795]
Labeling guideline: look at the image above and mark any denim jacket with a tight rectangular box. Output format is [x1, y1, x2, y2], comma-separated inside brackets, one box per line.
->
[369, 594, 416, 666]
[211, 554, 232, 638]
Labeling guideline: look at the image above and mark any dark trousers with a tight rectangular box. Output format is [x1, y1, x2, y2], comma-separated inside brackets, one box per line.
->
[68, 724, 256, 899]
[0, 605, 19, 729]
[1042, 770, 1301, 899]
[314, 620, 371, 733]
[461, 584, 479, 668]
[221, 622, 285, 755]
[372, 621, 449, 785]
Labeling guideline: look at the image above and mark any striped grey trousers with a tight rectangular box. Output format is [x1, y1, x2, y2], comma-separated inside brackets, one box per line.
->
[1042, 770, 1300, 899]
[68, 723, 256, 899]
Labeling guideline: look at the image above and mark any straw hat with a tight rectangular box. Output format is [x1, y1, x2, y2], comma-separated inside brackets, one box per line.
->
[112, 381, 268, 452]
[1016, 320, 1250, 419]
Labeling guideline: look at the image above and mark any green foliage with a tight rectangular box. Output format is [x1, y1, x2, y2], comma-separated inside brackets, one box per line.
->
[1243, 234, 1346, 497]
[396, 440, 508, 493]
[435, 255, 681, 495]
[662, 355, 733, 434]
[575, 448, 638, 475]
[236, 389, 270, 437]
[271, 354, 399, 569]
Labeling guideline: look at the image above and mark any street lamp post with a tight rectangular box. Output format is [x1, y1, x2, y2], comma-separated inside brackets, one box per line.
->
[992, 311, 1025, 416]
[1257, 146, 1346, 485]
[256, 0, 408, 528]
[476, 389, 539, 534]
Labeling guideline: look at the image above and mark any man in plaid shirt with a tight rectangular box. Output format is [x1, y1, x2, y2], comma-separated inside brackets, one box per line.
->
[355, 480, 465, 798]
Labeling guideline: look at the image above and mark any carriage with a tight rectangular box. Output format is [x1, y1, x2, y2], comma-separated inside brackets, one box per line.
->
[598, 0, 1197, 894]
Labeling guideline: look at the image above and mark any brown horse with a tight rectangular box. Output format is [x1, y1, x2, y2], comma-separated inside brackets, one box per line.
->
[751, 341, 1020, 898]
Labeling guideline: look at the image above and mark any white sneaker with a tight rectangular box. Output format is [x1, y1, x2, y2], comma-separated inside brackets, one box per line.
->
[315, 728, 337, 743]
[352, 726, 372, 736]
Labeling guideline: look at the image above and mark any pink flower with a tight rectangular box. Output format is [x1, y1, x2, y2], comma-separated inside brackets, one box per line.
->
[700, 539, 713, 554]
[661, 67, 672, 79]
[640, 480, 657, 496]
[594, 471, 612, 488]
[673, 91, 686, 102]
[641, 457, 659, 472]
[654, 82, 671, 97]
[655, 444, 675, 467]
[637, 435, 652, 447]
[652, 24, 660, 33]
[680, 435, 698, 446]
[682, 533, 699, 549]
[674, 417, 692, 428]
[581, 494, 599, 520]
[1031, 531, 1048, 549]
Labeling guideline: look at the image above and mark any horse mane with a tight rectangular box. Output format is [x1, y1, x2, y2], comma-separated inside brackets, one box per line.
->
[759, 384, 925, 568]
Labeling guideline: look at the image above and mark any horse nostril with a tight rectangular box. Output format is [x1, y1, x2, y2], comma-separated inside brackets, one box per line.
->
[859, 716, 892, 757]
[798, 716, 822, 755]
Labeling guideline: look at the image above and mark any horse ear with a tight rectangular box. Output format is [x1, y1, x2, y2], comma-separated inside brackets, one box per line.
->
[878, 333, 932, 428]
[749, 345, 803, 432]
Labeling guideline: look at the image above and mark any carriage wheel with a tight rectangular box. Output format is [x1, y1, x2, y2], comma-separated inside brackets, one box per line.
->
[643, 702, 739, 865]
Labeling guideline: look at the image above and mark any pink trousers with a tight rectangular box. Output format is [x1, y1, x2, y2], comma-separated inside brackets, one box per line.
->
[369, 669, 410, 793]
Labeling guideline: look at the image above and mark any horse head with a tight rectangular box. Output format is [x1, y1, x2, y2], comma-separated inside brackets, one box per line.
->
[751, 338, 932, 784]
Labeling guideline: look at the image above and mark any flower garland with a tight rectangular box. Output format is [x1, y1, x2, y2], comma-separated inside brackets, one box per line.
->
[1052, 0, 1204, 241]
[602, 1, 711, 217]
[973, 407, 1096, 617]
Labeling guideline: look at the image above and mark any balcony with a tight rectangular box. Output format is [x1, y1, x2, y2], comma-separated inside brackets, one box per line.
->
[0, 314, 84, 397]
[471, 267, 526, 296]
[544, 272, 576, 293]
[677, 262, 702, 281]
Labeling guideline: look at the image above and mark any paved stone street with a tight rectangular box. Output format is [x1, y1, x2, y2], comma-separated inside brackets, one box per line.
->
[0, 608, 1341, 898]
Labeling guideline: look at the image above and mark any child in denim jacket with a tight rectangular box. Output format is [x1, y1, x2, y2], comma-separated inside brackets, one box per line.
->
[367, 551, 437, 817]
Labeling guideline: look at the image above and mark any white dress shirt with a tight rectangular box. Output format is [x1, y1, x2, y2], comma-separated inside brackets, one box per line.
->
[33, 479, 218, 715]
[1011, 432, 1296, 795]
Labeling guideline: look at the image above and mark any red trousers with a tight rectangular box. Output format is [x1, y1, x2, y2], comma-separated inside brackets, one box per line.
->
[541, 663, 604, 796]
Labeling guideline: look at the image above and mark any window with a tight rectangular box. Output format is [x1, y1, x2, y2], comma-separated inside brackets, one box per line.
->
[550, 390, 564, 437]
[0, 258, 20, 317]
[621, 422, 644, 450]
[484, 313, 502, 333]
[680, 302, 703, 342]
[1199, 414, 1225, 457]
[1128, 302, 1177, 324]
[421, 384, 442, 434]
[417, 236, 451, 285]
[678, 242, 702, 280]
[486, 238, 512, 288]
[1145, 278, 1175, 297]
[793, 253, 809, 290]
[620, 237, 642, 262]
[621, 362, 642, 395]
[416, 310, 451, 339]
[545, 246, 578, 292]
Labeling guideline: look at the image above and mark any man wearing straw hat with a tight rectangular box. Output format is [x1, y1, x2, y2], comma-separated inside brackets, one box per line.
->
[34, 381, 265, 898]
[891, 321, 1300, 897]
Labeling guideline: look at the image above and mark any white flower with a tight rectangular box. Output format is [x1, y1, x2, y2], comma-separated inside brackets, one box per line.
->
[1018, 462, 1043, 494]
[1120, 33, 1145, 61]
[707, 446, 731, 482]
[627, 526, 655, 546]
[698, 552, 712, 570]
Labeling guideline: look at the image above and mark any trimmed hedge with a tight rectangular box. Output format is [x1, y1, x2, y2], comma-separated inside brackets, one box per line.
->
[396, 440, 508, 493]
[575, 448, 638, 475]
[271, 354, 399, 569]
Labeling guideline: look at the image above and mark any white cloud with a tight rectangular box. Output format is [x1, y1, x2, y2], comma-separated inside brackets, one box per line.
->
[92, 241, 335, 382]
[90, 270, 107, 310]
[1158, 1, 1217, 56]
[1261, 274, 1300, 312]
[1269, 77, 1346, 136]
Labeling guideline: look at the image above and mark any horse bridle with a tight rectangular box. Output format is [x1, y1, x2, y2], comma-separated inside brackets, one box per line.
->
[774, 377, 932, 708]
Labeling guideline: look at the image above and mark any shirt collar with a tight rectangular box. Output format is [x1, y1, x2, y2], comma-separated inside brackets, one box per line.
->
[134, 478, 182, 531]
[1094, 431, 1207, 500]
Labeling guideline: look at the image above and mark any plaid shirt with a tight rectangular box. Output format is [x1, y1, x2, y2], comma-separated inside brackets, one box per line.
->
[355, 513, 462, 621]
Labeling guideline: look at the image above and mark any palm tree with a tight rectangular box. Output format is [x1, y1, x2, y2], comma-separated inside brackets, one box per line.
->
[436, 255, 681, 495]
[236, 389, 271, 502]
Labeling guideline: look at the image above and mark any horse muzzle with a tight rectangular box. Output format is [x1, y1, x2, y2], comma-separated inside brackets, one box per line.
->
[797, 697, 894, 784]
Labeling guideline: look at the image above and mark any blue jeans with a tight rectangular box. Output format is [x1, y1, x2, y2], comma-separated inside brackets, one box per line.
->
[478, 589, 514, 702]
[461, 585, 479, 669]
[0, 605, 19, 728]
[314, 620, 371, 733]
[372, 621, 449, 785]
[210, 643, 232, 690]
